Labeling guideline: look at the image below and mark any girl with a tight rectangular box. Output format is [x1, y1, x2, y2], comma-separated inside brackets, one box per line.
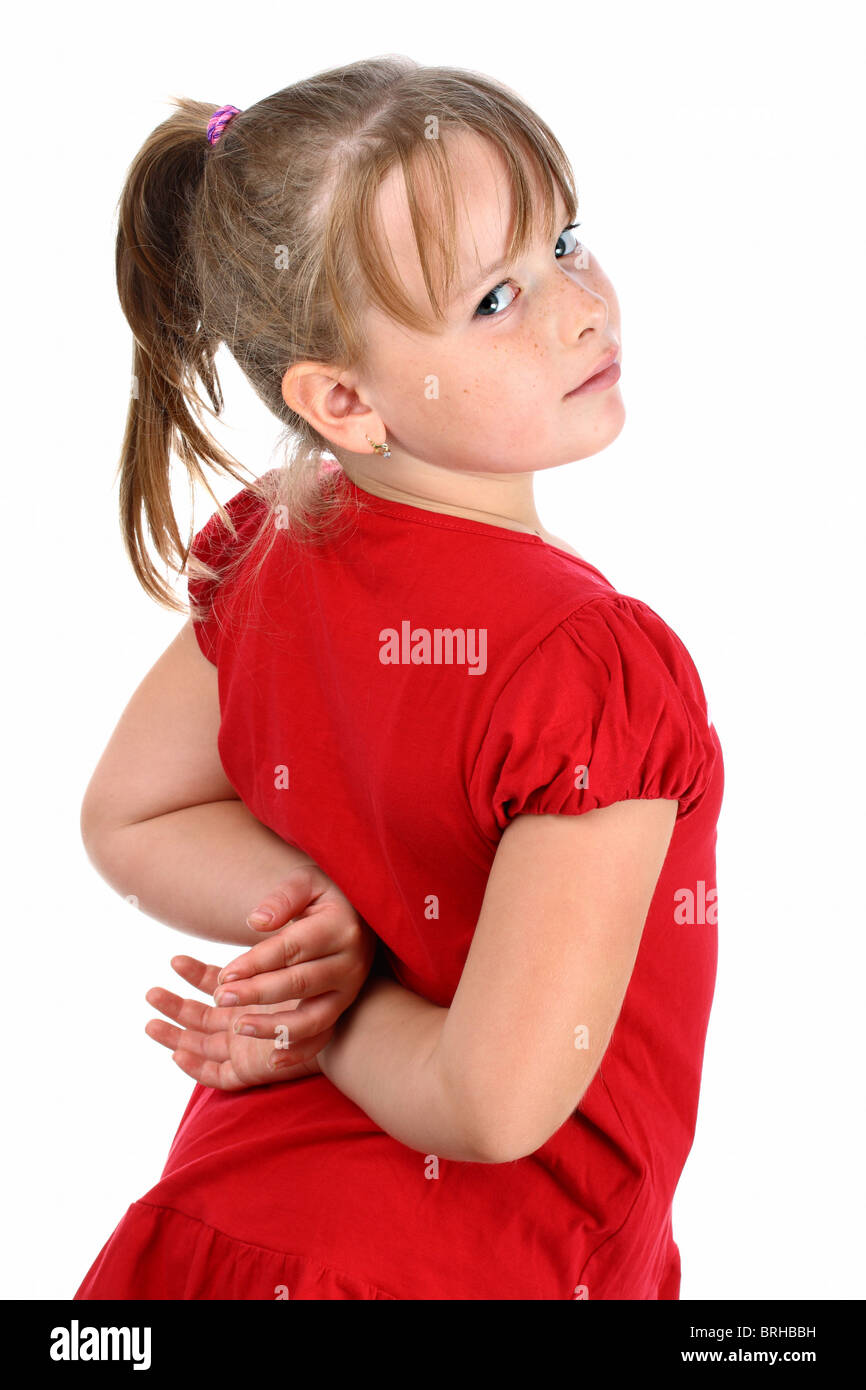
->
[75, 55, 723, 1301]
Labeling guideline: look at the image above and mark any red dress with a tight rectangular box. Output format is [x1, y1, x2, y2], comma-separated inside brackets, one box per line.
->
[75, 463, 724, 1300]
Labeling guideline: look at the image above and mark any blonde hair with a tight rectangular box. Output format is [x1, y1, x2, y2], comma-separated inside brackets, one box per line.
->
[115, 54, 578, 609]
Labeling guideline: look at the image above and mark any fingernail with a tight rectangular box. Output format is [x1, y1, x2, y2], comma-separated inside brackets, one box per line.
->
[247, 911, 273, 927]
[218, 972, 240, 985]
[216, 991, 239, 1006]
[234, 1022, 257, 1036]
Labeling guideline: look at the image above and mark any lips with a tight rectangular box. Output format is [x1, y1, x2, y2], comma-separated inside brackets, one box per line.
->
[566, 346, 620, 395]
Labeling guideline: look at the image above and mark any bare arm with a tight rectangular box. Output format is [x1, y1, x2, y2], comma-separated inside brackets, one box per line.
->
[318, 800, 677, 1164]
[81, 620, 326, 948]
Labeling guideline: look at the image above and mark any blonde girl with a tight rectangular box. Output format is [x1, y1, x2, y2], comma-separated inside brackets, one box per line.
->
[75, 55, 723, 1301]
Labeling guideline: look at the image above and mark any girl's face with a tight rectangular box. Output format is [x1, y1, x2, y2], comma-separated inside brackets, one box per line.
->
[334, 129, 624, 480]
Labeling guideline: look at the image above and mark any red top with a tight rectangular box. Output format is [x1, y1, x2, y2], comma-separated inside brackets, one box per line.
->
[75, 462, 723, 1301]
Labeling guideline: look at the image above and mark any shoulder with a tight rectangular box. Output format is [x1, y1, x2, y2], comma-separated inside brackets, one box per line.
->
[469, 591, 719, 836]
[558, 592, 709, 702]
[495, 590, 707, 709]
[186, 474, 281, 664]
[189, 475, 277, 573]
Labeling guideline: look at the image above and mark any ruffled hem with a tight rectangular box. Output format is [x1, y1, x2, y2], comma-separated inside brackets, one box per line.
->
[74, 1200, 397, 1300]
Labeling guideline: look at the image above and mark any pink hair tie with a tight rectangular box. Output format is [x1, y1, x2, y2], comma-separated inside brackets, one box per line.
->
[207, 105, 242, 146]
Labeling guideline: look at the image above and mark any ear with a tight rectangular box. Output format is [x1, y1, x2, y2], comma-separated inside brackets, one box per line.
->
[281, 361, 384, 454]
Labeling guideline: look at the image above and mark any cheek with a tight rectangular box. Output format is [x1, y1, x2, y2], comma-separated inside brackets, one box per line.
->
[456, 343, 544, 402]
[477, 349, 552, 411]
[388, 339, 543, 424]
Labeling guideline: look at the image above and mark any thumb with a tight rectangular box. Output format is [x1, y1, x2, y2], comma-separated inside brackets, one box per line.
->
[245, 863, 320, 932]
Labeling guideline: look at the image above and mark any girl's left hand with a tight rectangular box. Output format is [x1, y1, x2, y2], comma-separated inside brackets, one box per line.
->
[210, 865, 378, 1045]
[145, 955, 330, 1090]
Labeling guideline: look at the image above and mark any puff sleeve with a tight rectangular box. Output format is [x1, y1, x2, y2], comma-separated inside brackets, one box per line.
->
[186, 487, 270, 666]
[469, 594, 719, 837]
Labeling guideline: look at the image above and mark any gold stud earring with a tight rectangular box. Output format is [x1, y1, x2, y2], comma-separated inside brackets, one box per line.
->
[365, 432, 392, 458]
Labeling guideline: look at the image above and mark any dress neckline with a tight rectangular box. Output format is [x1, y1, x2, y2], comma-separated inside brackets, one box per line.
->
[333, 465, 606, 574]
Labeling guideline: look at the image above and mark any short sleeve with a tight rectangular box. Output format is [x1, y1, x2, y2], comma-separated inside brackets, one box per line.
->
[469, 594, 719, 836]
[186, 486, 270, 665]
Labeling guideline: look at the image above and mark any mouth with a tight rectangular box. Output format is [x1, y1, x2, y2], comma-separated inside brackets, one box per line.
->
[564, 347, 621, 398]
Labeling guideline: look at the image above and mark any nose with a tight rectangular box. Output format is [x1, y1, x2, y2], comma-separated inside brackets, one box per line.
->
[560, 283, 608, 348]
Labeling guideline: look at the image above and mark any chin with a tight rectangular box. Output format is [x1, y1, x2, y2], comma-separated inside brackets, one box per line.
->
[575, 398, 627, 460]
[544, 403, 626, 470]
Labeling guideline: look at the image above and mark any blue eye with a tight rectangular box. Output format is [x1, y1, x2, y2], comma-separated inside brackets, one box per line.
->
[556, 222, 583, 260]
[474, 281, 519, 318]
[473, 222, 584, 319]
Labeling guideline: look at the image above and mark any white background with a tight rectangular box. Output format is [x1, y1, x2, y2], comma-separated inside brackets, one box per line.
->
[4, 0, 863, 1301]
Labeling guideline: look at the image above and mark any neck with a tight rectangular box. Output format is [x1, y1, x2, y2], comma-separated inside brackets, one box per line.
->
[336, 453, 546, 537]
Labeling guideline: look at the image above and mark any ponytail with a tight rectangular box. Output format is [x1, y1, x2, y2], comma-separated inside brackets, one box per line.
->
[115, 97, 251, 609]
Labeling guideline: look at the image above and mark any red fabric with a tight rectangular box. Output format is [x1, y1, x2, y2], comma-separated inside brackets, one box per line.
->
[75, 463, 724, 1300]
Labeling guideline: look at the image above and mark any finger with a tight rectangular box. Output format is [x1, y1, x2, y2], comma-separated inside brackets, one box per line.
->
[214, 954, 353, 1009]
[145, 1018, 231, 1062]
[169, 955, 223, 997]
[145, 986, 241, 1035]
[170, 1049, 245, 1091]
[217, 910, 354, 988]
[244, 863, 323, 932]
[232, 994, 343, 1042]
[170, 1043, 316, 1090]
[268, 1025, 335, 1070]
[217, 933, 302, 988]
